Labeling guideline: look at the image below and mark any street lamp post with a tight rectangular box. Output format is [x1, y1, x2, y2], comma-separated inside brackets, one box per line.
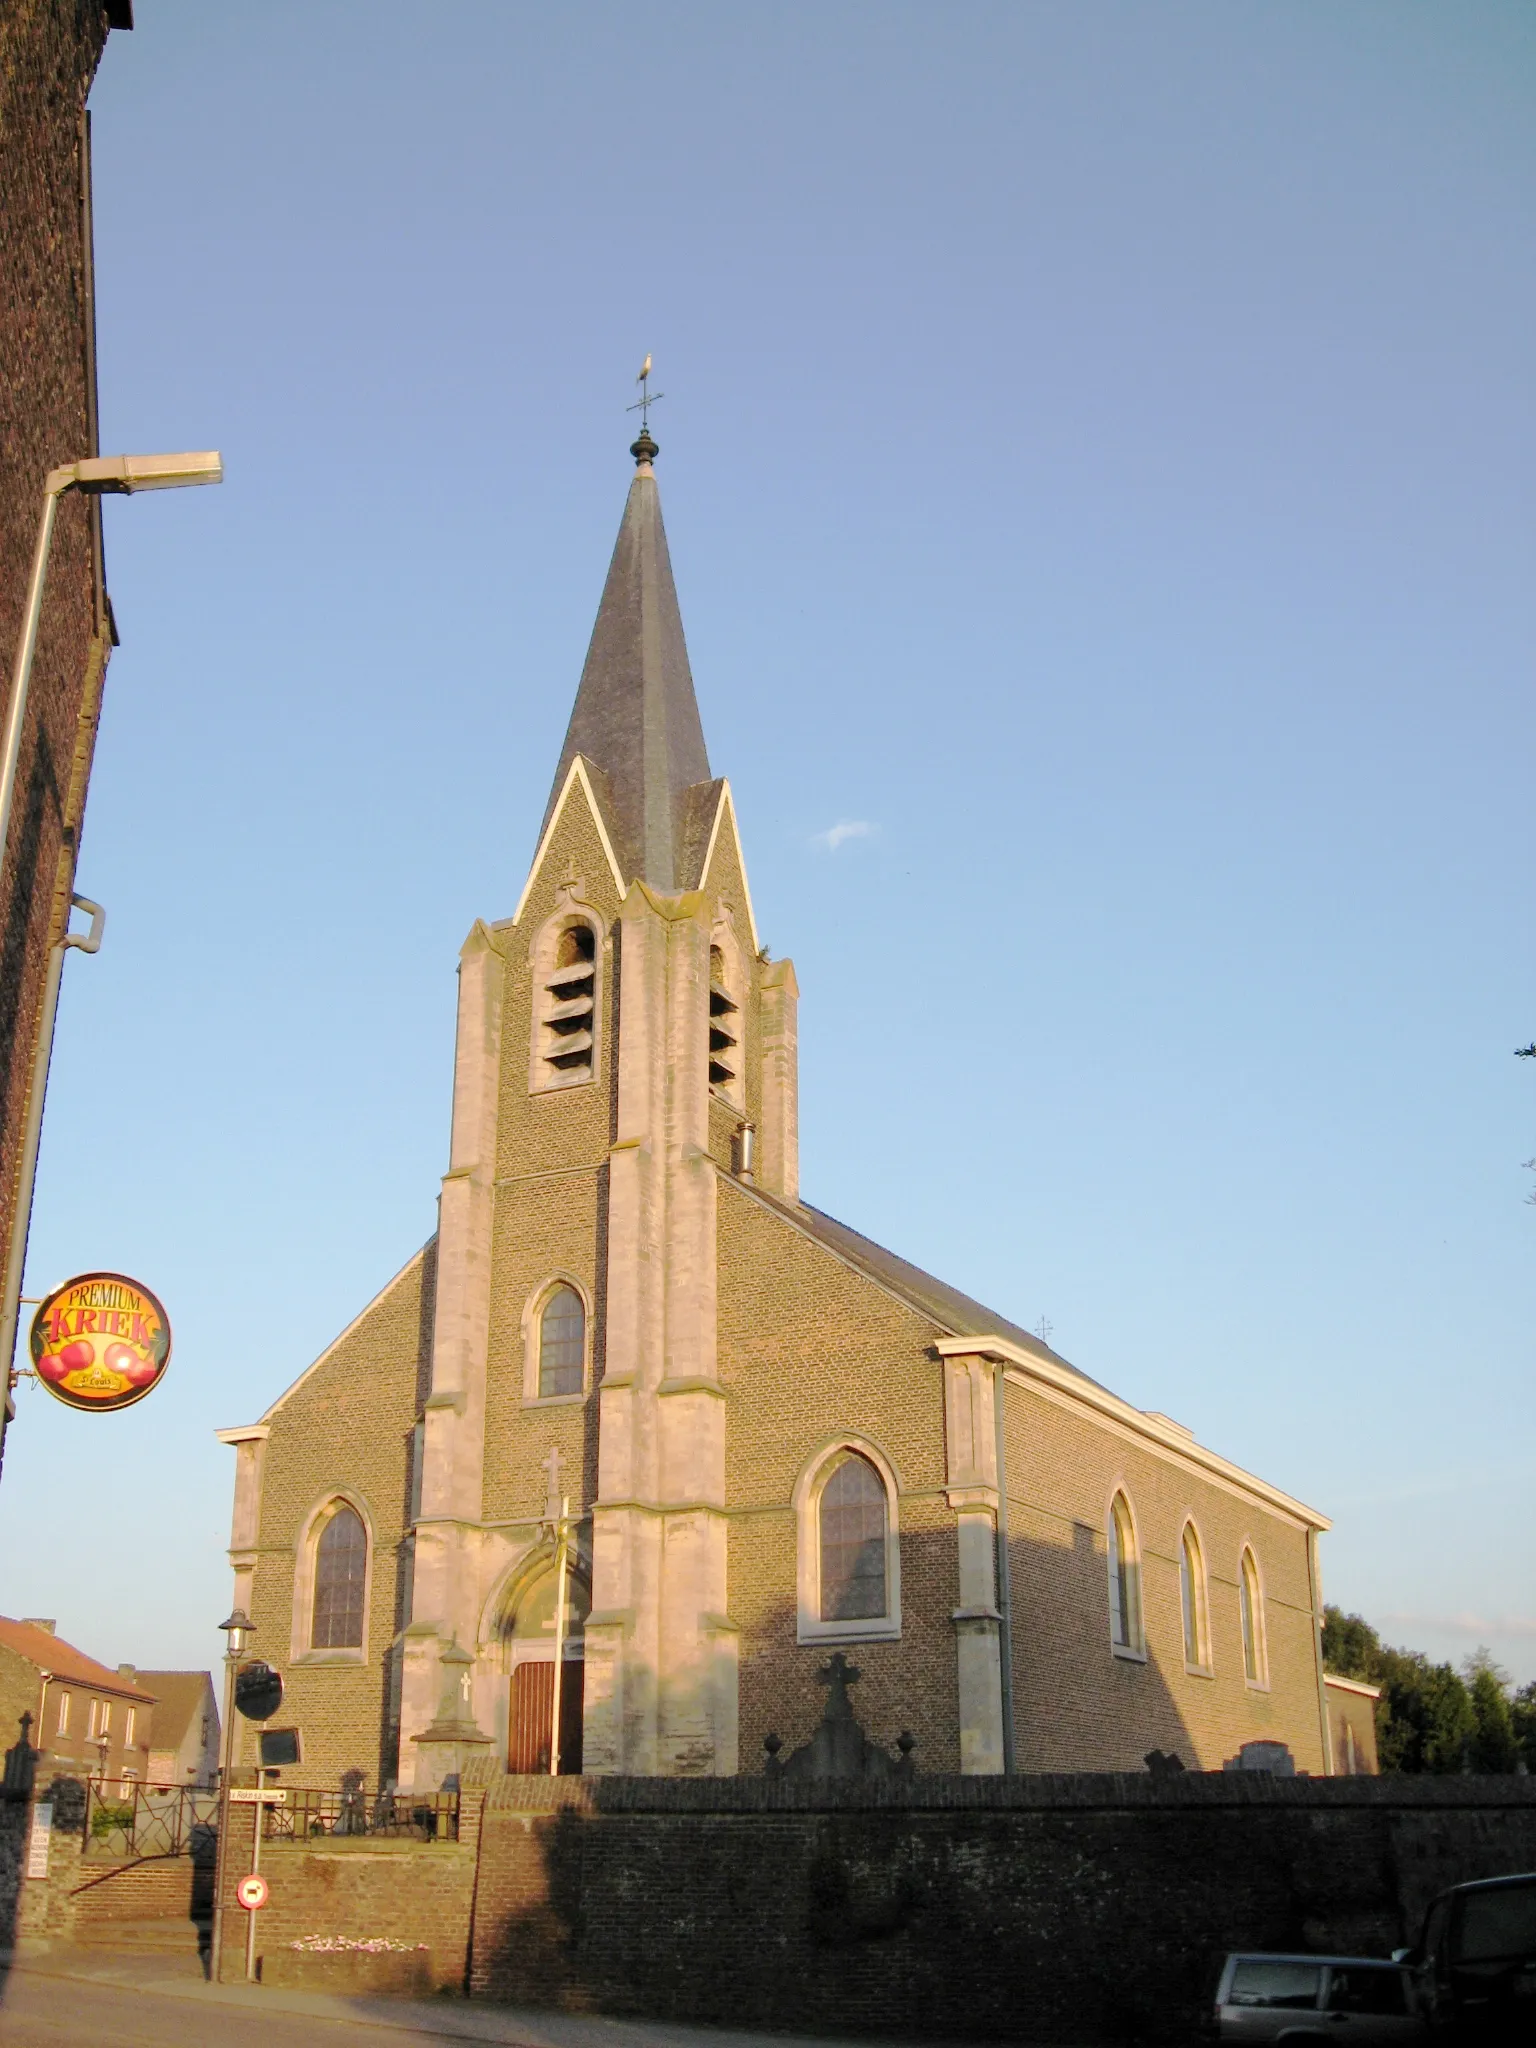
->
[209, 1607, 251, 1986]
[0, 451, 222, 1442]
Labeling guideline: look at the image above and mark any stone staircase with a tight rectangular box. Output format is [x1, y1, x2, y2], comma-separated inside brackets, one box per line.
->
[73, 1911, 208, 1959]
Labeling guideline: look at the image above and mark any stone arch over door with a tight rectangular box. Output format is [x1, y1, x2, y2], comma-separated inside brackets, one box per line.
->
[491, 1551, 591, 1774]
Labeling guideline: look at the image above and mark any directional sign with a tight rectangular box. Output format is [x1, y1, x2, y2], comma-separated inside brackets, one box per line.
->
[236, 1873, 269, 1911]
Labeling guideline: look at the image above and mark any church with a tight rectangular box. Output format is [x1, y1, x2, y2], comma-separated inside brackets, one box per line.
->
[219, 424, 1337, 1787]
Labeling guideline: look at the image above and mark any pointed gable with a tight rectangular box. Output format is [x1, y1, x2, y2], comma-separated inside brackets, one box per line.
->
[537, 434, 714, 894]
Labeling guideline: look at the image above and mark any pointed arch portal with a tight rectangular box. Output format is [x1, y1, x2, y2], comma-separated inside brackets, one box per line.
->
[499, 1559, 590, 1775]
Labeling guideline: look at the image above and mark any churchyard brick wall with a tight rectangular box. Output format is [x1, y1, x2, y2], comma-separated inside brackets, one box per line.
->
[69, 1845, 213, 1935]
[212, 1792, 482, 1989]
[239, 1243, 436, 1784]
[467, 1773, 1536, 2044]
[1002, 1378, 1328, 1773]
[0, 1784, 85, 1950]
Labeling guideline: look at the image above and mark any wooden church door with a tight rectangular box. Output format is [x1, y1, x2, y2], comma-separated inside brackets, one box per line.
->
[507, 1656, 584, 1774]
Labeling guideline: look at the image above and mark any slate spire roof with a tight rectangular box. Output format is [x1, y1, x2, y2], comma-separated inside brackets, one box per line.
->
[540, 430, 718, 894]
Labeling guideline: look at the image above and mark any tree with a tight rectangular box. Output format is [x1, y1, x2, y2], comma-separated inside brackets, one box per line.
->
[1376, 1652, 1476, 1774]
[1322, 1606, 1382, 1681]
[1468, 1666, 1520, 1773]
[1322, 1607, 1478, 1773]
[1511, 1682, 1536, 1772]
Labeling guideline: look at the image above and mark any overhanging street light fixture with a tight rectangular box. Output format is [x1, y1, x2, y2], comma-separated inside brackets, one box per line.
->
[0, 452, 222, 1451]
[0, 451, 222, 864]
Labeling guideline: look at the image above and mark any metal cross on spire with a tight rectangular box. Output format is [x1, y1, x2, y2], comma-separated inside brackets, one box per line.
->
[627, 353, 664, 434]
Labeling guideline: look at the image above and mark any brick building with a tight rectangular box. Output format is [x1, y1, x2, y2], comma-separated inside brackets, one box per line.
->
[0, 0, 133, 1472]
[138, 1668, 220, 1785]
[221, 429, 1337, 1787]
[0, 1614, 154, 1791]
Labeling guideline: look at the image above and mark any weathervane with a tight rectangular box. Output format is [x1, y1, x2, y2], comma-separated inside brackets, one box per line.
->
[627, 353, 664, 434]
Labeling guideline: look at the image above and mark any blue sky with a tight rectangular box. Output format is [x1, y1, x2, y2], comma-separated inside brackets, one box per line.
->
[3, 1, 1532, 1692]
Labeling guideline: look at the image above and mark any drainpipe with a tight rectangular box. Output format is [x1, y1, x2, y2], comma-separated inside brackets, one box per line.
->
[992, 1361, 1015, 1774]
[1306, 1527, 1335, 1775]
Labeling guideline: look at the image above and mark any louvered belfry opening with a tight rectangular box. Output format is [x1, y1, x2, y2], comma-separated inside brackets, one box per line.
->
[708, 943, 739, 1093]
[542, 921, 597, 1081]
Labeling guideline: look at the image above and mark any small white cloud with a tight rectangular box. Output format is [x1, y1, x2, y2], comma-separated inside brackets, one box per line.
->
[812, 819, 876, 853]
[1380, 1612, 1536, 1640]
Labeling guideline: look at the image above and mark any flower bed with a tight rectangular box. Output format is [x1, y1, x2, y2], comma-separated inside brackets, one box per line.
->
[260, 1935, 434, 1995]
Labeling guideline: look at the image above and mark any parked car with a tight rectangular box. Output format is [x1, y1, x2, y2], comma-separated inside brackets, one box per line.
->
[1395, 1872, 1536, 2042]
[1215, 1953, 1422, 2044]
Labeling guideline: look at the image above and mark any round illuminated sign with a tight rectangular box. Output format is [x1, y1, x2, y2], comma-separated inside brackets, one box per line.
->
[29, 1272, 170, 1413]
[236, 1873, 269, 1912]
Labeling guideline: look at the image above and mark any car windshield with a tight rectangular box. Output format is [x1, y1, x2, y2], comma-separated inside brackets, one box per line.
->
[1455, 1885, 1536, 1964]
[1228, 1961, 1323, 2009]
[1327, 1967, 1408, 2016]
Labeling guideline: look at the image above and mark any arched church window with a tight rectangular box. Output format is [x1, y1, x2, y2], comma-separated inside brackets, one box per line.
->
[1180, 1521, 1211, 1671]
[708, 943, 740, 1099]
[312, 1504, 367, 1650]
[1108, 1492, 1143, 1654]
[818, 1452, 888, 1622]
[538, 1285, 585, 1398]
[537, 920, 597, 1086]
[1240, 1546, 1267, 1685]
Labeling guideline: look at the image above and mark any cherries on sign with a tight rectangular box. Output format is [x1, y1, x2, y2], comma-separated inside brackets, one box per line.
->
[29, 1273, 171, 1413]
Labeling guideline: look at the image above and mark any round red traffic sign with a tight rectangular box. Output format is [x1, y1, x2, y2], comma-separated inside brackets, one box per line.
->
[236, 1873, 269, 1911]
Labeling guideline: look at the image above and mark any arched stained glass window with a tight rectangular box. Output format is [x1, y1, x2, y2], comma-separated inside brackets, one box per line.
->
[1108, 1492, 1142, 1652]
[1181, 1522, 1210, 1669]
[539, 1286, 585, 1398]
[819, 1453, 888, 1622]
[312, 1504, 367, 1649]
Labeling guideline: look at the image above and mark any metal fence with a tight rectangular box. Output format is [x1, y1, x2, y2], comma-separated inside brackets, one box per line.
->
[82, 1782, 219, 1859]
[78, 1779, 459, 1858]
[261, 1786, 460, 1845]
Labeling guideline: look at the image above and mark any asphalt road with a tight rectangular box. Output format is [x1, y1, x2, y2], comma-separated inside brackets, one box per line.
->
[0, 1969, 464, 2046]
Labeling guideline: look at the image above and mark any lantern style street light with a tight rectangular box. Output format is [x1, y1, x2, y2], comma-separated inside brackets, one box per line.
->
[209, 1607, 252, 1984]
[0, 452, 222, 1437]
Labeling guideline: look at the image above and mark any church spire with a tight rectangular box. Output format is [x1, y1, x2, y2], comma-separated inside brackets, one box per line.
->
[539, 420, 714, 894]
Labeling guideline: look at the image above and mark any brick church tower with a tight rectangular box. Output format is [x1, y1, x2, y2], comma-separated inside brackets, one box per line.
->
[222, 426, 1336, 1789]
[407, 421, 779, 1776]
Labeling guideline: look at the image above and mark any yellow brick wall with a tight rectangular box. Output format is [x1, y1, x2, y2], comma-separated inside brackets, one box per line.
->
[716, 1180, 963, 1773]
[1002, 1378, 1327, 1773]
[241, 1245, 434, 1785]
[482, 1169, 604, 1528]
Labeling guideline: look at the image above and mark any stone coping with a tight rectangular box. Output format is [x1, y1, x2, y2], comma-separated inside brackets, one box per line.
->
[479, 1770, 1536, 1815]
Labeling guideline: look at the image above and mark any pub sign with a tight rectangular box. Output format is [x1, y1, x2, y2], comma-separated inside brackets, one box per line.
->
[29, 1272, 171, 1413]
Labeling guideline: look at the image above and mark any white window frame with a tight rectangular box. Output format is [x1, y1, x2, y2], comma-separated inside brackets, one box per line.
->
[1239, 1543, 1269, 1689]
[290, 1490, 375, 1665]
[521, 1274, 593, 1406]
[794, 1437, 903, 1645]
[56, 1690, 70, 1736]
[123, 1707, 136, 1748]
[1180, 1518, 1213, 1675]
[527, 894, 605, 1097]
[1107, 1488, 1146, 1661]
